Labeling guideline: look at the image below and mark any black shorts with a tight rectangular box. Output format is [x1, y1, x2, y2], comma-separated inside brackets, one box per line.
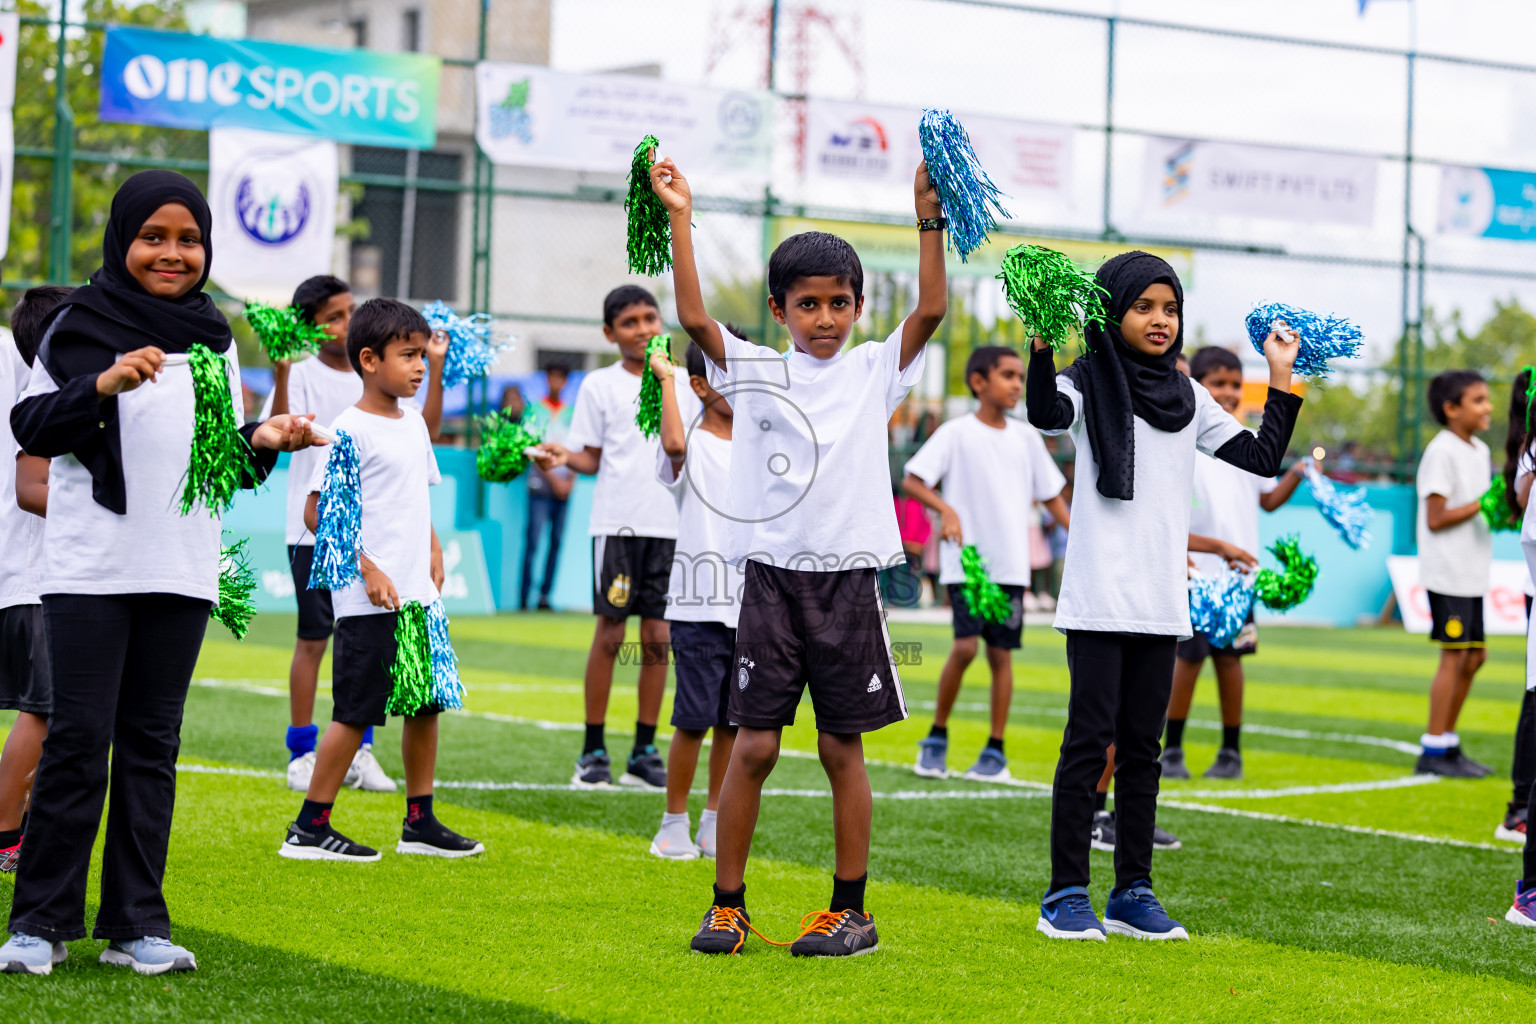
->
[669, 619, 735, 731]
[331, 612, 442, 726]
[1427, 591, 1485, 648]
[592, 535, 674, 620]
[947, 583, 1025, 650]
[1178, 608, 1258, 660]
[730, 560, 908, 734]
[0, 604, 50, 715]
[289, 545, 335, 641]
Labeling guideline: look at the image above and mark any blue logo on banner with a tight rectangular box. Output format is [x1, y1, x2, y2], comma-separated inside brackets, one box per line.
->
[235, 175, 310, 245]
[1443, 166, 1536, 243]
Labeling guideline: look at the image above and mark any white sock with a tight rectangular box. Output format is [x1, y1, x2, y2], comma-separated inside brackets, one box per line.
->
[661, 811, 690, 829]
[1443, 732, 1460, 748]
[699, 809, 718, 828]
[1421, 732, 1449, 752]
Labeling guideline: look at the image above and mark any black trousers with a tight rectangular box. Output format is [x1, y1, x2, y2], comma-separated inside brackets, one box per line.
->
[9, 593, 208, 942]
[1513, 689, 1536, 806]
[1049, 630, 1177, 894]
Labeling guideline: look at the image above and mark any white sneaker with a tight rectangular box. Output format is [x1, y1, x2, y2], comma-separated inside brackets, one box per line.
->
[349, 744, 397, 792]
[1022, 591, 1042, 613]
[696, 814, 718, 858]
[648, 819, 699, 860]
[286, 751, 316, 792]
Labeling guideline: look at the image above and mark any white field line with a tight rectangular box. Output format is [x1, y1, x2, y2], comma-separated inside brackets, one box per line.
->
[1160, 799, 1519, 853]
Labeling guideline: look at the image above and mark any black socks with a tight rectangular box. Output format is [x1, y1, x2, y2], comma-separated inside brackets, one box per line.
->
[406, 794, 435, 827]
[928, 724, 948, 740]
[0, 828, 20, 849]
[830, 873, 867, 915]
[634, 721, 657, 755]
[1165, 718, 1186, 749]
[1094, 790, 1108, 812]
[583, 723, 605, 755]
[1223, 724, 1241, 752]
[713, 883, 746, 910]
[986, 737, 1005, 754]
[298, 799, 333, 830]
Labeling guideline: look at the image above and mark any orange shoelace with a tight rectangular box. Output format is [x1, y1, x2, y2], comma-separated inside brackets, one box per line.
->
[795, 910, 849, 938]
[705, 906, 793, 953]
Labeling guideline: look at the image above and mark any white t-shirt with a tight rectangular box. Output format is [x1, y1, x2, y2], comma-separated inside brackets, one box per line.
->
[1518, 448, 1535, 598]
[707, 320, 924, 571]
[1045, 378, 1245, 638]
[1518, 449, 1536, 687]
[21, 318, 241, 602]
[566, 360, 697, 539]
[308, 405, 441, 619]
[1188, 450, 1279, 577]
[0, 337, 43, 609]
[903, 412, 1066, 586]
[258, 355, 362, 546]
[657, 427, 741, 627]
[1415, 429, 1491, 598]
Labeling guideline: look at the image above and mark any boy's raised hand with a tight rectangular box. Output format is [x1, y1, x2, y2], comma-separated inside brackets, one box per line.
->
[1218, 541, 1259, 572]
[1262, 319, 1300, 388]
[649, 155, 692, 217]
[914, 160, 942, 219]
[648, 347, 673, 381]
[252, 412, 327, 452]
[361, 557, 400, 611]
[96, 346, 165, 399]
[427, 328, 450, 371]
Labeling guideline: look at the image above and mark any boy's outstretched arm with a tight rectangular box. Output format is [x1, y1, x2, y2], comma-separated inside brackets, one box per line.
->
[1189, 533, 1257, 571]
[1260, 459, 1305, 512]
[650, 155, 725, 369]
[901, 472, 961, 543]
[421, 329, 449, 441]
[900, 162, 947, 371]
[651, 348, 688, 469]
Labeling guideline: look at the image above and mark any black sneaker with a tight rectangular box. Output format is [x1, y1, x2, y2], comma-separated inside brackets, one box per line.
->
[536, 598, 553, 611]
[0, 835, 20, 873]
[1449, 746, 1492, 778]
[1497, 803, 1529, 843]
[278, 821, 381, 862]
[1090, 809, 1116, 851]
[690, 904, 754, 955]
[1202, 747, 1243, 780]
[1415, 752, 1481, 778]
[1152, 821, 1183, 851]
[620, 746, 667, 789]
[571, 750, 613, 788]
[1160, 746, 1190, 780]
[398, 817, 485, 858]
[789, 909, 879, 957]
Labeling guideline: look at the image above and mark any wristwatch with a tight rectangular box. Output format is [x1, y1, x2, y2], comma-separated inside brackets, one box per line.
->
[917, 216, 946, 232]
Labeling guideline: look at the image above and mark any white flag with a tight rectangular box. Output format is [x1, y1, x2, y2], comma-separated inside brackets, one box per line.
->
[208, 126, 338, 304]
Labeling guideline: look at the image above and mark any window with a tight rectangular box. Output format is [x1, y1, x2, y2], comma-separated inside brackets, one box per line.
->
[348, 17, 367, 47]
[350, 148, 463, 302]
[403, 9, 421, 52]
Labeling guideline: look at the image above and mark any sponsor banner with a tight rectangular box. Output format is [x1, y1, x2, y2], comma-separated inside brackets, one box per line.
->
[100, 27, 440, 149]
[803, 98, 1073, 203]
[0, 14, 17, 261]
[475, 62, 771, 180]
[1142, 137, 1377, 227]
[1437, 165, 1536, 242]
[0, 13, 18, 110]
[1385, 555, 1530, 635]
[252, 529, 494, 616]
[208, 126, 337, 305]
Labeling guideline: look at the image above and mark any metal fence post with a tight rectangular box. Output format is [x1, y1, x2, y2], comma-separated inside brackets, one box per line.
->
[1101, 16, 1117, 241]
[47, 1, 74, 284]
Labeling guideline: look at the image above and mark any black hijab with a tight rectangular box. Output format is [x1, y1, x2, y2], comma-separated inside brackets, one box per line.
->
[36, 170, 231, 513]
[1061, 250, 1195, 501]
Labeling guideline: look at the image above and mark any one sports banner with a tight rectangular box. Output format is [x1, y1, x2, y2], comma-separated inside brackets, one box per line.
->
[1140, 137, 1378, 228]
[1385, 555, 1531, 636]
[100, 27, 440, 149]
[475, 62, 773, 180]
[208, 126, 338, 305]
[1437, 165, 1536, 242]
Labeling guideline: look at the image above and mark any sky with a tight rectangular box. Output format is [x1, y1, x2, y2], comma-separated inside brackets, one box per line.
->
[546, 0, 1536, 359]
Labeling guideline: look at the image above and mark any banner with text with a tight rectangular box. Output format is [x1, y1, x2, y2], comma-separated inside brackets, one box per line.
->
[475, 62, 772, 180]
[1386, 555, 1531, 635]
[1141, 137, 1377, 227]
[100, 27, 440, 148]
[1437, 165, 1536, 242]
[0, 13, 18, 261]
[208, 127, 338, 305]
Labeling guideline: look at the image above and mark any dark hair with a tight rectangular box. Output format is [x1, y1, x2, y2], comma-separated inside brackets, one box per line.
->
[1427, 369, 1485, 427]
[964, 345, 1022, 397]
[684, 341, 707, 380]
[543, 361, 570, 379]
[1189, 346, 1242, 382]
[1505, 368, 1534, 515]
[768, 231, 863, 307]
[603, 285, 658, 327]
[291, 275, 351, 325]
[347, 298, 430, 374]
[10, 285, 73, 366]
[722, 322, 750, 341]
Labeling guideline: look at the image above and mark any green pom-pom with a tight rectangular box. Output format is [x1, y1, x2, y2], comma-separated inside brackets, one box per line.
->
[179, 344, 251, 517]
[960, 545, 1014, 625]
[634, 334, 672, 440]
[209, 538, 258, 640]
[997, 244, 1111, 353]
[387, 601, 435, 717]
[626, 135, 672, 276]
[1481, 477, 1519, 533]
[475, 410, 546, 483]
[1253, 535, 1318, 612]
[244, 301, 330, 363]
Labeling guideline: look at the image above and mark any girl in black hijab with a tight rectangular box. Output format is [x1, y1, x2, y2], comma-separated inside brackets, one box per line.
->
[1025, 251, 1303, 941]
[2, 171, 319, 975]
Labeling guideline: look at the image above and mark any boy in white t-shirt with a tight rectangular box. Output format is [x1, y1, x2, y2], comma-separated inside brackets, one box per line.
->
[1161, 346, 1304, 782]
[279, 299, 484, 862]
[647, 340, 739, 862]
[1414, 369, 1494, 778]
[648, 153, 946, 957]
[551, 286, 697, 791]
[902, 345, 1069, 783]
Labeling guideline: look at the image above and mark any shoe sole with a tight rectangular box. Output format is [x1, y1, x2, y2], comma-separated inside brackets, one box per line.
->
[1153, 839, 1183, 851]
[1496, 826, 1527, 843]
[962, 769, 1012, 782]
[1505, 906, 1536, 927]
[278, 844, 381, 863]
[912, 764, 948, 779]
[1104, 918, 1189, 941]
[569, 772, 613, 789]
[396, 840, 485, 858]
[0, 948, 64, 976]
[1035, 917, 1106, 941]
[99, 948, 197, 974]
[1202, 770, 1243, 780]
[647, 841, 699, 861]
[1161, 769, 1190, 780]
[618, 772, 665, 790]
[790, 943, 879, 958]
[353, 778, 400, 793]
[1090, 838, 1115, 853]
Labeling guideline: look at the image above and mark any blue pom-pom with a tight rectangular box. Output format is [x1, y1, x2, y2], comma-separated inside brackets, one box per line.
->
[308, 428, 363, 591]
[1188, 571, 1255, 649]
[1246, 303, 1363, 380]
[1301, 459, 1373, 550]
[917, 109, 1010, 262]
[422, 300, 511, 389]
[425, 600, 465, 711]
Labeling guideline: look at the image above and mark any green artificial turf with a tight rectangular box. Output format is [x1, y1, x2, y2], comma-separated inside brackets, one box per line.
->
[1, 614, 1533, 1021]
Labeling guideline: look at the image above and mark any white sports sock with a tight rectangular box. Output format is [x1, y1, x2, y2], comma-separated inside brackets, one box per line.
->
[699, 809, 718, 828]
[661, 811, 690, 829]
[1443, 732, 1460, 748]
[1421, 732, 1449, 752]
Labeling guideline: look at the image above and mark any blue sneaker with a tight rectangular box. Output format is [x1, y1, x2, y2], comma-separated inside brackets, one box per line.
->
[0, 933, 67, 975]
[914, 735, 948, 779]
[1506, 881, 1536, 928]
[1104, 880, 1189, 940]
[962, 746, 1011, 782]
[1036, 886, 1107, 941]
[99, 936, 197, 975]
